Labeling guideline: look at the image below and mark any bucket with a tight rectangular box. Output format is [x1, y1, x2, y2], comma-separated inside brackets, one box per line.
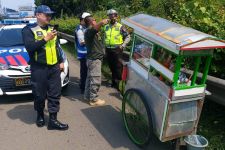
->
[184, 135, 208, 150]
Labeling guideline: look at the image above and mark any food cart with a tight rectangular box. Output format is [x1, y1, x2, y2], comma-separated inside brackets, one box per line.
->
[120, 14, 225, 147]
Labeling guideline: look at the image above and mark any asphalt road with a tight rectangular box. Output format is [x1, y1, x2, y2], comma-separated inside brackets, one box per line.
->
[0, 52, 172, 150]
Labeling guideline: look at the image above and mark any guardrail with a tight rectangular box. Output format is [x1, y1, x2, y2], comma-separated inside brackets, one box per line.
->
[59, 32, 225, 106]
[58, 32, 75, 43]
[205, 75, 225, 106]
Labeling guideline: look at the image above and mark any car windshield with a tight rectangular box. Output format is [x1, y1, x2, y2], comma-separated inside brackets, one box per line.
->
[0, 28, 23, 47]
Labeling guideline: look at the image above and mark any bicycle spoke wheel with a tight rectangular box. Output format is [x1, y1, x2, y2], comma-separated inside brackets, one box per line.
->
[122, 89, 153, 146]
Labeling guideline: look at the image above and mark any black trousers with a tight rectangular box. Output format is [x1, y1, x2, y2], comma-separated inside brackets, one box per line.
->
[106, 48, 123, 86]
[31, 63, 61, 113]
[79, 58, 87, 91]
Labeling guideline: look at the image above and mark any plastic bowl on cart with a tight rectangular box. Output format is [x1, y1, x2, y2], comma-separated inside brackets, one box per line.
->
[184, 135, 208, 150]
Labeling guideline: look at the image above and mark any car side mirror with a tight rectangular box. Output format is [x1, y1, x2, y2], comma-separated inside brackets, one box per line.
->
[59, 39, 68, 45]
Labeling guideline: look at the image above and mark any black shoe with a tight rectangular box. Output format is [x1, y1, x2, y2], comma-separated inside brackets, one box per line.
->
[110, 83, 117, 88]
[79, 84, 84, 90]
[47, 113, 69, 131]
[36, 111, 45, 127]
[80, 88, 85, 94]
[111, 83, 119, 90]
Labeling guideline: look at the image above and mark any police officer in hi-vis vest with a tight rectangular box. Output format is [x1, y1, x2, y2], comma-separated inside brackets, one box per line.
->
[103, 9, 130, 89]
[22, 5, 68, 130]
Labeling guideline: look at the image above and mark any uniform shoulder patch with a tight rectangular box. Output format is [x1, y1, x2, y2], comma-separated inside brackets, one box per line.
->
[27, 23, 37, 28]
[105, 25, 110, 31]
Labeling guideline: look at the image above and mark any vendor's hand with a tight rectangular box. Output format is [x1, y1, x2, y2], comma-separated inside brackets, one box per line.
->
[44, 30, 57, 42]
[120, 45, 125, 50]
[59, 63, 64, 72]
[116, 46, 124, 52]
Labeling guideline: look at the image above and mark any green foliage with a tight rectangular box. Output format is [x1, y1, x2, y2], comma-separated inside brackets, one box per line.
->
[51, 11, 107, 34]
[166, 0, 225, 78]
[167, 0, 225, 38]
[51, 17, 79, 34]
[198, 100, 225, 150]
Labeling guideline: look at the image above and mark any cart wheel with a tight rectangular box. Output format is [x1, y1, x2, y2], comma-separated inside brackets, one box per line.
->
[122, 89, 153, 146]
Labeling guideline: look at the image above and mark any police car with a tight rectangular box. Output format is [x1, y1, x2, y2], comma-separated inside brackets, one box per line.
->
[0, 24, 70, 96]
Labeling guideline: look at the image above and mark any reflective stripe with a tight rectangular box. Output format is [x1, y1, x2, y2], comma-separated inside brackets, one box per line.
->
[35, 51, 37, 61]
[77, 50, 87, 54]
[75, 25, 87, 59]
[45, 45, 52, 65]
[0, 88, 3, 95]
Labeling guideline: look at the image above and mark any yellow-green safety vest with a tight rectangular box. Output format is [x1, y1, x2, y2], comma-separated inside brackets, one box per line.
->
[103, 23, 123, 47]
[30, 25, 58, 65]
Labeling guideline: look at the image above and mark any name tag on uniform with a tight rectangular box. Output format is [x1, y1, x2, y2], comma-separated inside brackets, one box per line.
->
[36, 31, 44, 37]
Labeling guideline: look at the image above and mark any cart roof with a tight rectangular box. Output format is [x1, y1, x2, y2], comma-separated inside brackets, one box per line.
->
[122, 14, 225, 54]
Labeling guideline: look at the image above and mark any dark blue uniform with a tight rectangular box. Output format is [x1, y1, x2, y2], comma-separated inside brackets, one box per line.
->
[22, 23, 63, 113]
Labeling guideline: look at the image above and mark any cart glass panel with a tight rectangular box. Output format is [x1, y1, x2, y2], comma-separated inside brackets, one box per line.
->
[132, 35, 153, 69]
[150, 46, 177, 86]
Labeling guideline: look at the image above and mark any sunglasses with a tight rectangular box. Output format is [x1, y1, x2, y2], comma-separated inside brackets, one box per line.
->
[43, 13, 52, 17]
[109, 13, 118, 17]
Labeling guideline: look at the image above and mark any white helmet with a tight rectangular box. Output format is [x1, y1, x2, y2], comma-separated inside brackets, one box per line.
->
[107, 9, 118, 15]
[81, 12, 91, 19]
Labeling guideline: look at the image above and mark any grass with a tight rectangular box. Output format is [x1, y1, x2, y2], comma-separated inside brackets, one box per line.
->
[62, 42, 225, 150]
[198, 100, 225, 150]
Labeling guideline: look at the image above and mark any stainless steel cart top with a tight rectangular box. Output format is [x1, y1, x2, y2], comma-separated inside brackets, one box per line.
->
[122, 14, 225, 54]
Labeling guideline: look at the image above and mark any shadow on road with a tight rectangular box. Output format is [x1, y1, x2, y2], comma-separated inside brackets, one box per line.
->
[6, 104, 49, 125]
[0, 94, 33, 104]
[62, 76, 87, 103]
[81, 105, 172, 150]
[64, 76, 171, 149]
[0, 94, 51, 125]
[63, 76, 123, 105]
[108, 91, 122, 100]
[81, 105, 140, 150]
[7, 104, 36, 125]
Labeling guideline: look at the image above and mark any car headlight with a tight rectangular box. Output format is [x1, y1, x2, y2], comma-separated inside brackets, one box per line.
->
[0, 63, 9, 70]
